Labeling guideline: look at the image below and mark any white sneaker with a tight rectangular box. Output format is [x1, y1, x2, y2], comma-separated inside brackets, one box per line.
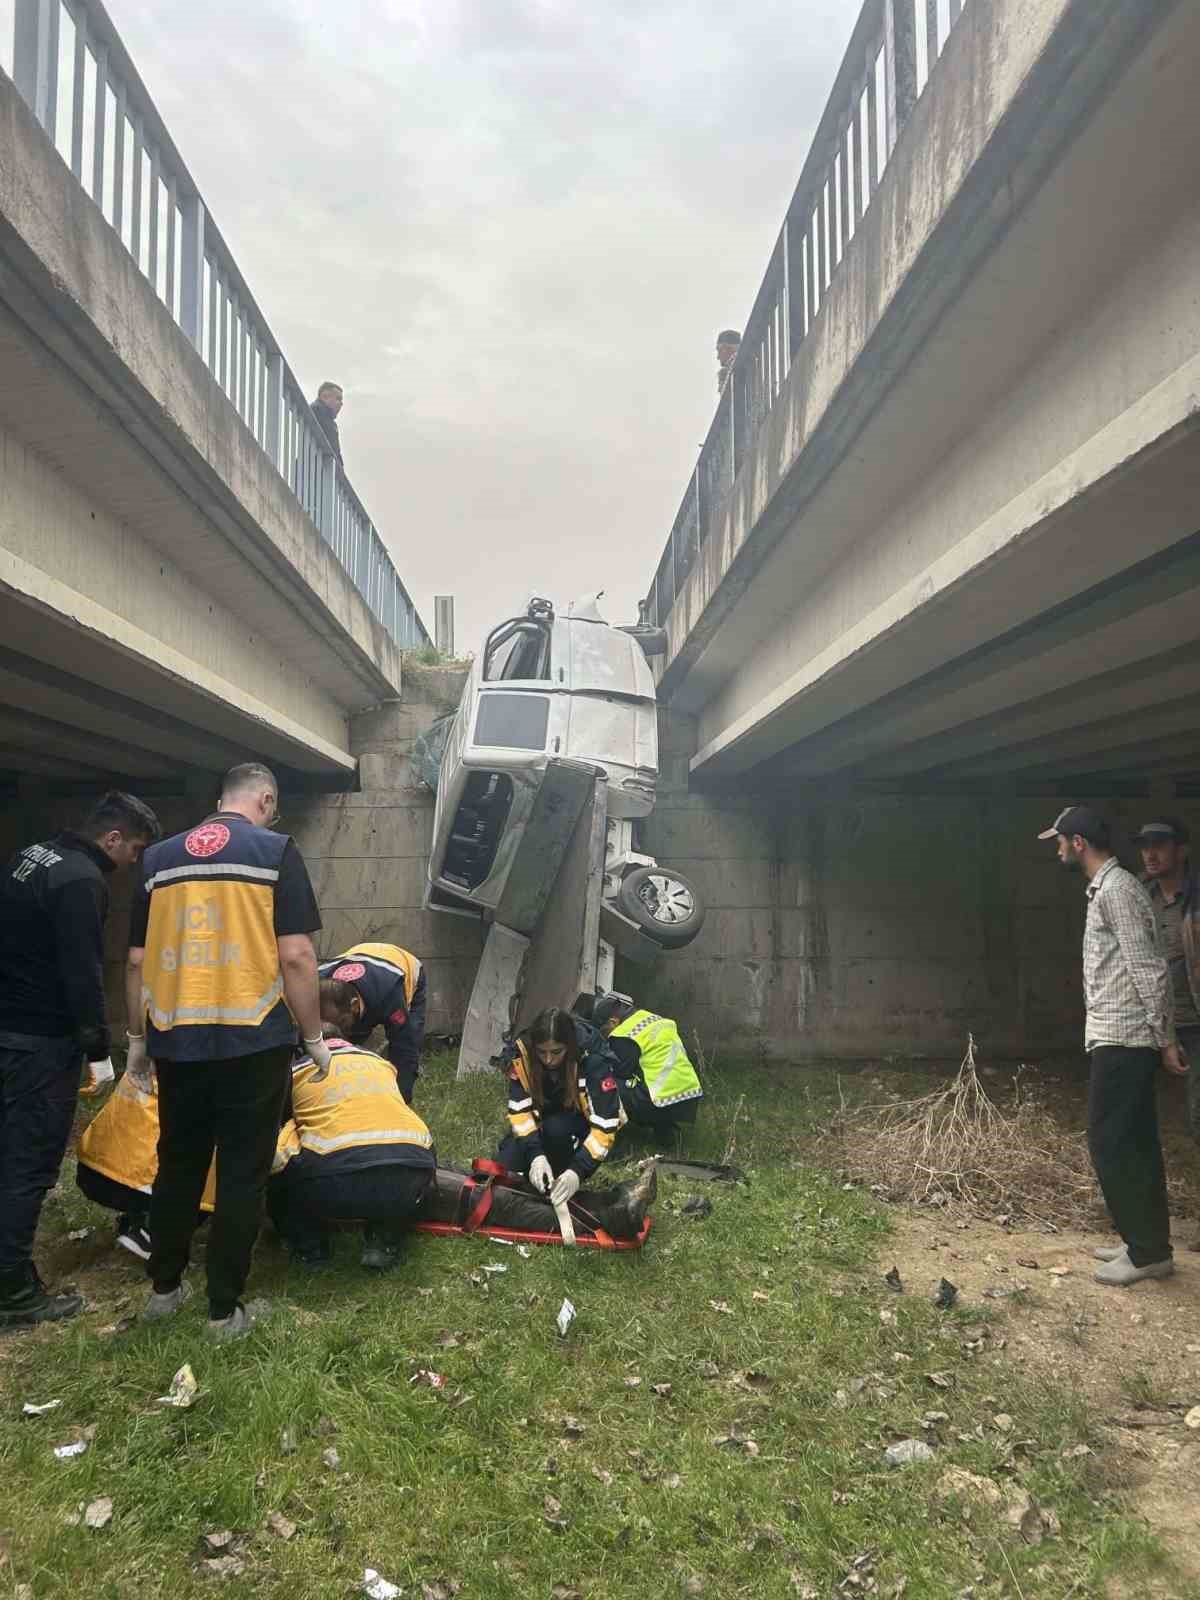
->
[1093, 1244, 1127, 1263]
[1093, 1254, 1174, 1286]
[142, 1281, 192, 1320]
[206, 1298, 269, 1342]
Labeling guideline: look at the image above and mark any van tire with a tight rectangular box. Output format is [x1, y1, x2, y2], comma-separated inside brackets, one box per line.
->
[618, 866, 705, 950]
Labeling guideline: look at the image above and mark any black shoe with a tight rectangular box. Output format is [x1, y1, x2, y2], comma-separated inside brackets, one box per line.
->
[289, 1237, 333, 1270]
[361, 1227, 406, 1271]
[608, 1163, 658, 1238]
[116, 1221, 152, 1261]
[0, 1264, 83, 1328]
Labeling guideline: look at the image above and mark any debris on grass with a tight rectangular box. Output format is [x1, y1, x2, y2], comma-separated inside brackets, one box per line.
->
[543, 1494, 569, 1531]
[708, 1300, 734, 1316]
[279, 1428, 298, 1455]
[66, 1229, 92, 1242]
[933, 1279, 958, 1309]
[561, 1415, 585, 1437]
[155, 1363, 198, 1409]
[83, 1497, 113, 1530]
[623, 1376, 642, 1389]
[199, 1555, 245, 1581]
[651, 1383, 672, 1399]
[555, 1299, 576, 1338]
[321, 1447, 342, 1471]
[363, 1568, 402, 1600]
[265, 1512, 296, 1541]
[22, 1399, 63, 1416]
[924, 1371, 953, 1390]
[516, 1245, 532, 1259]
[1185, 1406, 1200, 1429]
[410, 1370, 446, 1390]
[482, 1262, 508, 1275]
[681, 1195, 712, 1220]
[884, 1439, 935, 1467]
[53, 1438, 89, 1460]
[202, 1531, 236, 1553]
[711, 1428, 759, 1457]
[884, 1266, 903, 1292]
[591, 1467, 613, 1487]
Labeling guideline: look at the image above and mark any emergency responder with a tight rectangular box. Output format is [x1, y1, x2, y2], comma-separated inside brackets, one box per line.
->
[125, 762, 330, 1340]
[496, 1006, 624, 1208]
[0, 790, 160, 1327]
[318, 942, 426, 1102]
[592, 994, 704, 1133]
[269, 1037, 435, 1270]
[75, 1070, 215, 1258]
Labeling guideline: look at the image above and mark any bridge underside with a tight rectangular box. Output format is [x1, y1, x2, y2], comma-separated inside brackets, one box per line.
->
[671, 1, 1200, 803]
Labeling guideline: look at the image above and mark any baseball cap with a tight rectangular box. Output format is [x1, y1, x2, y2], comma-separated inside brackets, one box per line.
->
[1037, 805, 1110, 844]
[1132, 817, 1190, 845]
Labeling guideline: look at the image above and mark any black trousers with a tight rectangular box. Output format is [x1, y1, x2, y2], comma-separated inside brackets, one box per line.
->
[150, 1046, 291, 1318]
[76, 1163, 149, 1225]
[497, 1109, 589, 1178]
[0, 1032, 81, 1275]
[617, 1076, 700, 1131]
[1087, 1045, 1171, 1267]
[268, 1161, 432, 1251]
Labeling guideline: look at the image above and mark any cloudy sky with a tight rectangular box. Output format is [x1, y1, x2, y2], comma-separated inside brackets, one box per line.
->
[113, 0, 861, 653]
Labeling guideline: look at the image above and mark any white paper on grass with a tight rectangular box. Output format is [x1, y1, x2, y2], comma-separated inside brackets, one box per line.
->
[23, 1399, 63, 1415]
[363, 1569, 403, 1600]
[556, 1298, 576, 1337]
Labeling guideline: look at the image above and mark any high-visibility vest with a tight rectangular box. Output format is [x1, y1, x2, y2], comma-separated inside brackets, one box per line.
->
[504, 1032, 626, 1172]
[288, 1040, 435, 1172]
[139, 814, 295, 1061]
[76, 1074, 216, 1210]
[318, 943, 422, 1024]
[609, 1010, 703, 1108]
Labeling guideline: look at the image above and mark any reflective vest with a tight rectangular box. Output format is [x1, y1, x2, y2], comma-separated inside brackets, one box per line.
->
[609, 1010, 703, 1108]
[76, 1074, 216, 1210]
[286, 1040, 435, 1175]
[504, 1029, 625, 1176]
[139, 814, 294, 1062]
[318, 943, 422, 1027]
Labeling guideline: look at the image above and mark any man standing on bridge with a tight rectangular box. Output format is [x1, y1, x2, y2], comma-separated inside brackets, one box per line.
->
[126, 763, 330, 1339]
[0, 791, 160, 1328]
[1040, 805, 1185, 1286]
[311, 382, 344, 467]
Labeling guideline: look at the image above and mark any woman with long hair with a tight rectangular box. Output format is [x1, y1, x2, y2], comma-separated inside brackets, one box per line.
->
[497, 1006, 624, 1208]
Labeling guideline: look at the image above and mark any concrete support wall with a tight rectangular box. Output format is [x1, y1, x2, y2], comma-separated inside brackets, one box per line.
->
[627, 711, 1156, 1063]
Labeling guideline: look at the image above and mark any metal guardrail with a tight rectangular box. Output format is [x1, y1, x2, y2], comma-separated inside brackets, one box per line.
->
[4, 0, 431, 650]
[644, 0, 967, 634]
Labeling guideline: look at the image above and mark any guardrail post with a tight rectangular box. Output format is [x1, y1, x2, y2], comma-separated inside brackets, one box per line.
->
[319, 449, 336, 539]
[264, 352, 284, 468]
[14, 0, 60, 140]
[179, 193, 206, 350]
[884, 0, 918, 155]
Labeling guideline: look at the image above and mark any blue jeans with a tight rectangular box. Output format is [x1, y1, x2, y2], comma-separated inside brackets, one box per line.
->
[0, 1031, 81, 1274]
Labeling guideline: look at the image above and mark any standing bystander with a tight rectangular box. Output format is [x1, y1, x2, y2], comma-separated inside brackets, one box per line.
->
[311, 382, 344, 467]
[126, 763, 330, 1339]
[1039, 805, 1185, 1285]
[1135, 817, 1199, 1240]
[0, 791, 160, 1326]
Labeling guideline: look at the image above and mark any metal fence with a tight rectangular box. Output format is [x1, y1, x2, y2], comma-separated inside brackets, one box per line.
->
[4, 0, 430, 650]
[645, 0, 967, 633]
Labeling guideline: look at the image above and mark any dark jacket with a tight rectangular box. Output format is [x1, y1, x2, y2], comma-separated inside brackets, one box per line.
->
[0, 832, 114, 1056]
[1146, 867, 1200, 1026]
[501, 1015, 624, 1180]
[311, 398, 343, 467]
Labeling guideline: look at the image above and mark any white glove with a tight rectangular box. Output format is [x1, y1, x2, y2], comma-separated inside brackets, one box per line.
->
[528, 1155, 554, 1195]
[79, 1057, 115, 1097]
[124, 1034, 153, 1093]
[550, 1168, 581, 1208]
[304, 1035, 333, 1082]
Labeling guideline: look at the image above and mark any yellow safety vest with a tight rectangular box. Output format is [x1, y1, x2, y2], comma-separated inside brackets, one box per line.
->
[609, 1010, 703, 1107]
[338, 942, 422, 1004]
[289, 1041, 435, 1167]
[76, 1074, 216, 1210]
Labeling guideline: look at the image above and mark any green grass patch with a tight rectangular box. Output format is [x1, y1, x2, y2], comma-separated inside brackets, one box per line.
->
[0, 1056, 1188, 1599]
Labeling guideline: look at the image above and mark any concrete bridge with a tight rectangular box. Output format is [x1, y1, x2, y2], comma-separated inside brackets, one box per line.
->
[635, 0, 1200, 1058]
[0, 0, 428, 800]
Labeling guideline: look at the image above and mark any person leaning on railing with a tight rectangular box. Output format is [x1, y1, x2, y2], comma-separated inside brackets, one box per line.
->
[311, 382, 344, 467]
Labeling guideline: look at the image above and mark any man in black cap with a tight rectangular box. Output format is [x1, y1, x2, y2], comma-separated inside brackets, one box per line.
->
[1039, 805, 1185, 1285]
[1136, 818, 1199, 1206]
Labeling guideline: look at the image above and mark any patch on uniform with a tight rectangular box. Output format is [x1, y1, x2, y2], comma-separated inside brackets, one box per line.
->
[185, 821, 230, 858]
[331, 962, 366, 983]
[389, 1008, 407, 1025]
[601, 1075, 618, 1093]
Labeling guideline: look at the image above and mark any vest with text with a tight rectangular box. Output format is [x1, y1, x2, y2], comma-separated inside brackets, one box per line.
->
[287, 1040, 435, 1174]
[609, 1010, 703, 1107]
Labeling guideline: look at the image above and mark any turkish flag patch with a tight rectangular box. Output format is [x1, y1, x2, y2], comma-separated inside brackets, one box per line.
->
[389, 1008, 407, 1025]
[601, 1075, 618, 1093]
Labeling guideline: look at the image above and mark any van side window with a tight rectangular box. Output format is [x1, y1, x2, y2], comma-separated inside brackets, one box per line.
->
[483, 618, 552, 681]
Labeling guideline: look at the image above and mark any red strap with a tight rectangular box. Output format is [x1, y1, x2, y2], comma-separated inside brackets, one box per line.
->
[472, 1157, 522, 1188]
[462, 1177, 495, 1233]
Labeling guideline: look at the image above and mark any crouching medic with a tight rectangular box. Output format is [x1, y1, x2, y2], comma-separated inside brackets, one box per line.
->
[269, 1037, 436, 1270]
[496, 1006, 625, 1209]
[592, 994, 704, 1133]
[318, 943, 426, 1103]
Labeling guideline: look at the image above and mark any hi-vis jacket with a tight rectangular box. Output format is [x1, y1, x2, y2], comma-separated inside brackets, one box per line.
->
[76, 1072, 216, 1210]
[502, 1018, 625, 1180]
[139, 815, 295, 1061]
[275, 1040, 436, 1179]
[608, 1010, 704, 1108]
[317, 943, 426, 1081]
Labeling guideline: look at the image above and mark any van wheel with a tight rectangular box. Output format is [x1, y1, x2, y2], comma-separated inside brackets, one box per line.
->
[618, 866, 705, 950]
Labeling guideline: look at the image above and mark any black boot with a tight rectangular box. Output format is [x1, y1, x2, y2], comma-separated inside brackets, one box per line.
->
[0, 1264, 83, 1328]
[594, 1163, 658, 1240]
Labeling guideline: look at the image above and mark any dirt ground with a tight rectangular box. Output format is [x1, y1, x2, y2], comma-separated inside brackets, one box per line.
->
[881, 1199, 1200, 1592]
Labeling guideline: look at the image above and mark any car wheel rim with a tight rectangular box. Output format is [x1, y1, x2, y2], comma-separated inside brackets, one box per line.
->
[637, 873, 694, 926]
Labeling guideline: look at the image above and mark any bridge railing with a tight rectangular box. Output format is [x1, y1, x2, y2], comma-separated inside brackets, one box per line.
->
[4, 0, 430, 650]
[644, 0, 966, 633]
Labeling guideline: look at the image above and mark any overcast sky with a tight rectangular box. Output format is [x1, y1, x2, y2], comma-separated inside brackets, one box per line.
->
[113, 0, 861, 654]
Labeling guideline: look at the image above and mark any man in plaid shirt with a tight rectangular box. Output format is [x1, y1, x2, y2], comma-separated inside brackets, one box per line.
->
[1040, 806, 1187, 1285]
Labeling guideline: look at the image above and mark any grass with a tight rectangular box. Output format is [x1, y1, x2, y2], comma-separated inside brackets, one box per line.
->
[0, 1055, 1189, 1600]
